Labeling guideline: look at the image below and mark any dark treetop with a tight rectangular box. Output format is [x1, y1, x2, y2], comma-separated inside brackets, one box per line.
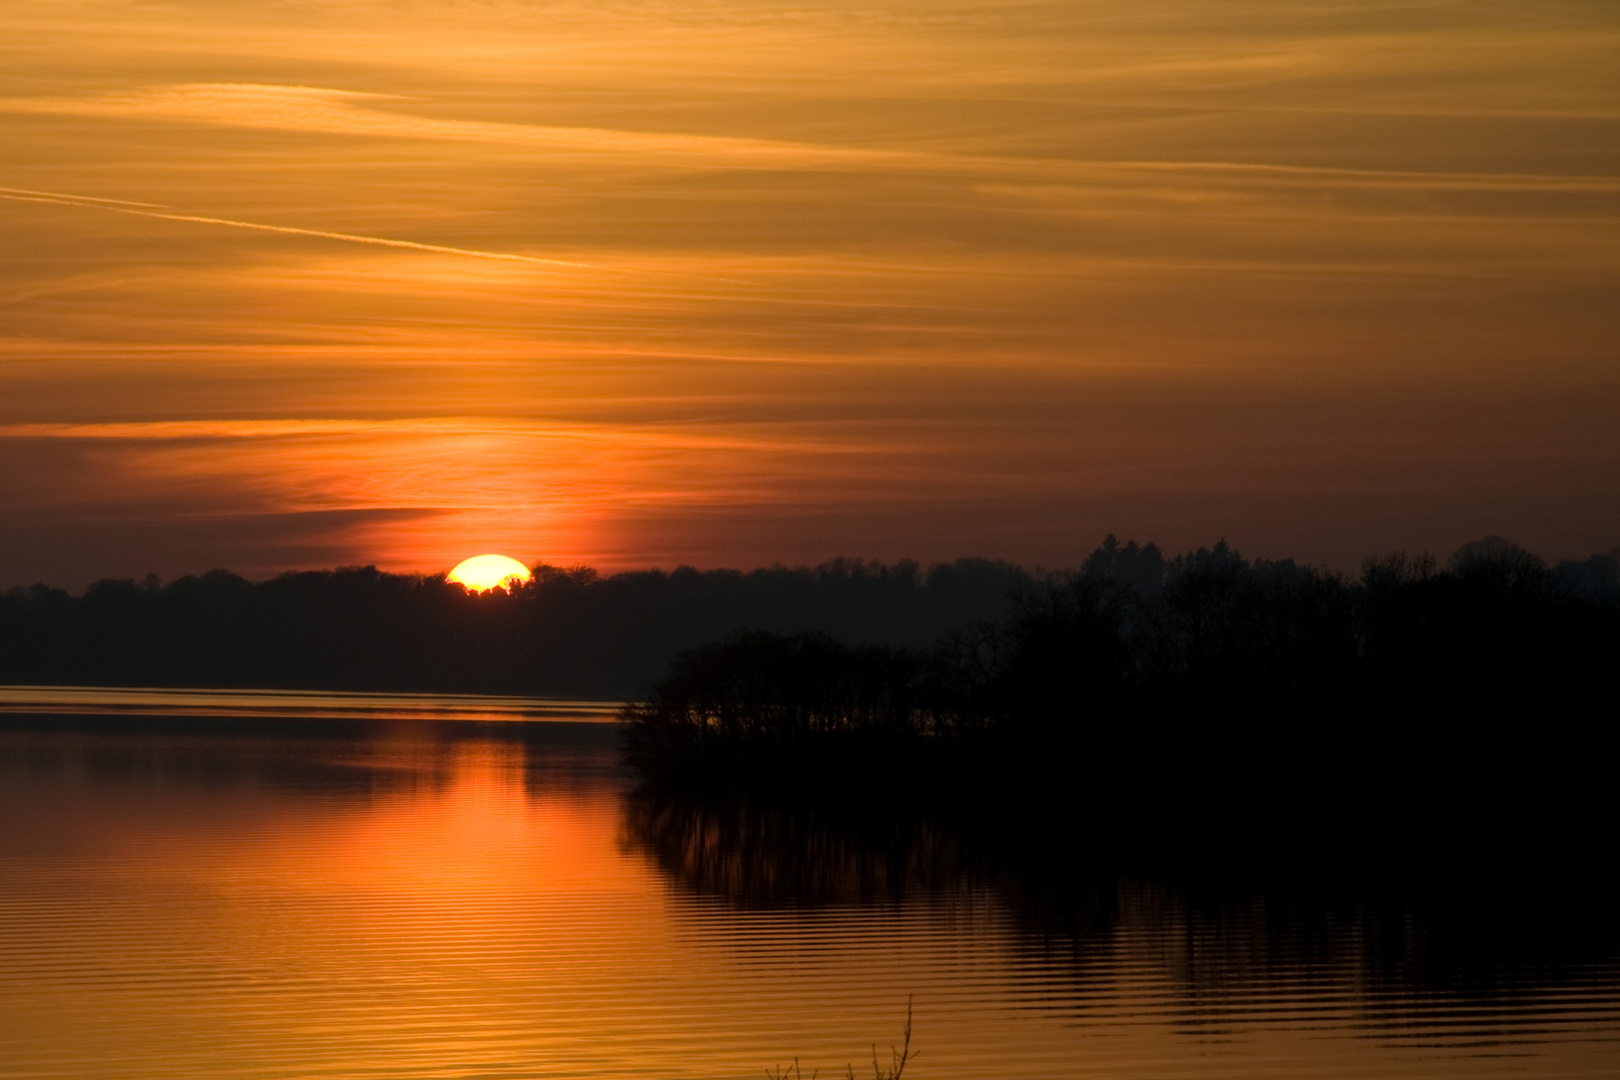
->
[621, 536, 1619, 856]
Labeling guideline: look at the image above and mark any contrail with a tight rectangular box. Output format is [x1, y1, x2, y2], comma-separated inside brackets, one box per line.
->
[0, 185, 169, 208]
[0, 187, 590, 269]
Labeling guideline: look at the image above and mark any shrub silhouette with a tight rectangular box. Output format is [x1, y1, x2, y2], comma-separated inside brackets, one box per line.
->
[621, 536, 1620, 838]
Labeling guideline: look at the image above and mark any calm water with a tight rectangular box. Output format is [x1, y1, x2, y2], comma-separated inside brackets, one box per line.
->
[0, 685, 619, 723]
[1, 707, 1617, 1079]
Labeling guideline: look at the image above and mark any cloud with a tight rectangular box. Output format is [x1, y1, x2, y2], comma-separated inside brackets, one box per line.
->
[0, 83, 890, 171]
[0, 412, 957, 583]
[0, 507, 453, 590]
[1, 4, 1615, 587]
[7, 83, 1615, 199]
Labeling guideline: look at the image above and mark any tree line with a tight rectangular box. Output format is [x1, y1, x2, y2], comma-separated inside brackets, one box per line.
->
[622, 537, 1620, 843]
[0, 557, 1032, 699]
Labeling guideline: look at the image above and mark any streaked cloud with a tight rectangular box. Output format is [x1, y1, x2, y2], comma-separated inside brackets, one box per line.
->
[0, 0, 1616, 585]
[0, 83, 892, 170]
[5, 83, 1616, 200]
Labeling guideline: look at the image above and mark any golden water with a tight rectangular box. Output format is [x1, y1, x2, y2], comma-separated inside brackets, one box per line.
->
[1, 719, 1615, 1079]
[0, 685, 618, 722]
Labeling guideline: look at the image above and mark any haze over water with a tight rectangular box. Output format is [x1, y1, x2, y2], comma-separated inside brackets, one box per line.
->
[1, 715, 1615, 1079]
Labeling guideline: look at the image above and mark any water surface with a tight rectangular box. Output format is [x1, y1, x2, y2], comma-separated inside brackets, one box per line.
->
[0, 684, 618, 722]
[1, 717, 1615, 1079]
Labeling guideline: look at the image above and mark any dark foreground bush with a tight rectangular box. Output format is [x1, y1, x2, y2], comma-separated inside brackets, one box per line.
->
[622, 536, 1620, 851]
[621, 631, 946, 794]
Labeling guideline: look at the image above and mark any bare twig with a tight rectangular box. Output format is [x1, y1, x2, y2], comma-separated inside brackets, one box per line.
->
[840, 997, 915, 1080]
[767, 1057, 815, 1080]
[778, 998, 915, 1080]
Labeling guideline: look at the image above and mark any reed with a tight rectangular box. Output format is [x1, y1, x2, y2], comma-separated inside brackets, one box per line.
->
[768, 1000, 915, 1080]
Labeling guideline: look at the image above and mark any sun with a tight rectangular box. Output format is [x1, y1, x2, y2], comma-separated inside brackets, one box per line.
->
[447, 554, 533, 593]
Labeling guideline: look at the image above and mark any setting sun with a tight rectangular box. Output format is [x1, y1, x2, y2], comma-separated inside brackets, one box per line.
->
[447, 554, 533, 593]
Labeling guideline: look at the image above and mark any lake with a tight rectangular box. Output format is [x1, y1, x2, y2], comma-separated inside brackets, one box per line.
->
[1, 693, 1616, 1079]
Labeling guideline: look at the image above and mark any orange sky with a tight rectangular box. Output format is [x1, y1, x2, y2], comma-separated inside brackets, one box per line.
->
[1, 0, 1616, 586]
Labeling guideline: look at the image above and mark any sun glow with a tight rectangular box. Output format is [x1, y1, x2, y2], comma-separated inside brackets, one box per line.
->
[447, 554, 533, 593]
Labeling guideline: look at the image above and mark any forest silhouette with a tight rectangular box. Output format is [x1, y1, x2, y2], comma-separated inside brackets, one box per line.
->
[4, 537, 1613, 710]
[0, 557, 1029, 698]
[6, 534, 1617, 968]
[622, 536, 1619, 849]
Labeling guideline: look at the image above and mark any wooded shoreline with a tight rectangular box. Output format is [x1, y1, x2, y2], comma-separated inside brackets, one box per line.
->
[622, 537, 1619, 853]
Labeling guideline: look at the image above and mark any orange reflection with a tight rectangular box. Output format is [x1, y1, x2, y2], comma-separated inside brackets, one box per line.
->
[2, 727, 1615, 1079]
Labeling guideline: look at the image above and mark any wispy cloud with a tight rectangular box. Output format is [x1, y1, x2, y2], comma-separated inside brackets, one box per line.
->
[2, 2, 1616, 583]
[0, 83, 888, 169]
[0, 417, 884, 458]
[5, 83, 1614, 200]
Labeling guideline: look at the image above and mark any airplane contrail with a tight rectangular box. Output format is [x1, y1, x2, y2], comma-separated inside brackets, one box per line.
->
[0, 185, 758, 285]
[0, 188, 589, 269]
[0, 185, 170, 208]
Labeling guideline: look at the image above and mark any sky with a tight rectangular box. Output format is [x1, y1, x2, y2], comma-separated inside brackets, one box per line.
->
[1, 0, 1616, 588]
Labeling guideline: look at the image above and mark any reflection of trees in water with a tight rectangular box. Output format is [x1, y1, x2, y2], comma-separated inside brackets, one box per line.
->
[1086, 883, 1620, 1044]
[622, 791, 985, 909]
[623, 788, 1620, 1017]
